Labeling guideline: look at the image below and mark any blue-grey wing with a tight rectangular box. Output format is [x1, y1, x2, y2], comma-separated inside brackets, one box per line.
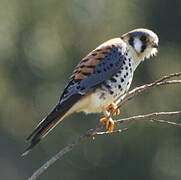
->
[60, 42, 127, 103]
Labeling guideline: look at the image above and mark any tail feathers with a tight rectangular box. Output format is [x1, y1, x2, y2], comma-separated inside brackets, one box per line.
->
[22, 94, 82, 156]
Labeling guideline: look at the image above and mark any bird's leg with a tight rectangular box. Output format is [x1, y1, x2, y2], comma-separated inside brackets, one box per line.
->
[106, 102, 120, 116]
[100, 109, 115, 133]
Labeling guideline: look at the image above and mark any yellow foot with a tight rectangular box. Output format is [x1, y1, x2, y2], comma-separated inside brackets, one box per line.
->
[106, 103, 120, 116]
[100, 116, 115, 133]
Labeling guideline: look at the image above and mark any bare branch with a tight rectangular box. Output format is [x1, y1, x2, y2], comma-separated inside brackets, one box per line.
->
[28, 111, 181, 180]
[150, 119, 181, 127]
[117, 73, 181, 108]
[95, 127, 129, 135]
[28, 72, 181, 180]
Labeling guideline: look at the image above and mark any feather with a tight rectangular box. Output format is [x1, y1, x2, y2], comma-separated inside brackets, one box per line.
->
[22, 94, 82, 156]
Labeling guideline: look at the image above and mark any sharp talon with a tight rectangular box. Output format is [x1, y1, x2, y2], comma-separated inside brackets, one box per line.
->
[106, 119, 114, 133]
[100, 117, 108, 126]
[106, 103, 120, 116]
[99, 116, 115, 133]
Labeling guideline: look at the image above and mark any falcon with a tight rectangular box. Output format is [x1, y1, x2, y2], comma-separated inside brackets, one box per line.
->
[23, 28, 159, 155]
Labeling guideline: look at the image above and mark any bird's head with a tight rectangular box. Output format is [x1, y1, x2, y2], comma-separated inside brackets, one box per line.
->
[121, 28, 159, 61]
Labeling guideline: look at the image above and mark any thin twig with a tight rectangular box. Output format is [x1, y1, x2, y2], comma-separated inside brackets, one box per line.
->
[28, 72, 181, 180]
[28, 127, 101, 180]
[95, 127, 129, 135]
[150, 119, 181, 127]
[116, 111, 181, 124]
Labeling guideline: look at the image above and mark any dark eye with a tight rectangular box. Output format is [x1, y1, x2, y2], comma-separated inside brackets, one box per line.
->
[140, 35, 148, 43]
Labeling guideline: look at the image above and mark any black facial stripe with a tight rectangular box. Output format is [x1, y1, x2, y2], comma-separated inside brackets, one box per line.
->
[141, 44, 146, 52]
[128, 37, 134, 47]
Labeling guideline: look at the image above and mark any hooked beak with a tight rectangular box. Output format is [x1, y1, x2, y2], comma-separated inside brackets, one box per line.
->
[152, 42, 158, 48]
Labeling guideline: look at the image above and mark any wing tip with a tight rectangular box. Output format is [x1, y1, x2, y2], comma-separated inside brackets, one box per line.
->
[22, 137, 41, 157]
[21, 149, 30, 157]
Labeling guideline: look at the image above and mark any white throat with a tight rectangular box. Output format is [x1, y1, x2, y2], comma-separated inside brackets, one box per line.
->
[127, 48, 142, 70]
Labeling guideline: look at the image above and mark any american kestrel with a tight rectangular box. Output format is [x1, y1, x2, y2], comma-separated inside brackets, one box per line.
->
[24, 28, 159, 155]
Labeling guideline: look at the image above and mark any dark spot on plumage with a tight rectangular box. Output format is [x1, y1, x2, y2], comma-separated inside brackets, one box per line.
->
[63, 89, 69, 95]
[110, 91, 114, 95]
[112, 48, 118, 53]
[82, 72, 91, 76]
[119, 52, 122, 57]
[86, 65, 95, 68]
[128, 63, 131, 67]
[109, 63, 113, 67]
[104, 83, 111, 89]
[130, 68, 132, 72]
[121, 67, 124, 70]
[125, 52, 128, 56]
[128, 37, 134, 47]
[102, 51, 107, 54]
[127, 82, 129, 85]
[77, 85, 80, 89]
[92, 53, 97, 56]
[123, 61, 126, 65]
[125, 66, 128, 70]
[81, 58, 89, 63]
[68, 80, 75, 86]
[96, 57, 102, 60]
[97, 70, 101, 74]
[118, 85, 122, 89]
[112, 44, 116, 48]
[74, 79, 81, 83]
[124, 75, 126, 78]
[110, 77, 117, 83]
[126, 72, 128, 76]
[121, 78, 124, 82]
[79, 65, 85, 68]
[115, 74, 119, 77]
[99, 92, 106, 99]
[80, 87, 85, 91]
[128, 58, 131, 62]
[103, 68, 107, 72]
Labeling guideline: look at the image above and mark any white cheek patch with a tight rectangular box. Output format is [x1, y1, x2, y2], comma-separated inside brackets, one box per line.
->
[133, 38, 142, 53]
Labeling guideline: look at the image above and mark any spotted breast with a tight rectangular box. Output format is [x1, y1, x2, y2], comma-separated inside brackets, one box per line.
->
[77, 45, 134, 114]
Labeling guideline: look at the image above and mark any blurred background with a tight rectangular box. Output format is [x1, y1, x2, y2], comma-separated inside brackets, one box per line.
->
[0, 0, 181, 179]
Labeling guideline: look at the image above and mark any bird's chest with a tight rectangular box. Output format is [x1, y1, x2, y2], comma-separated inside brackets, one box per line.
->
[80, 55, 134, 114]
[98, 56, 134, 103]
